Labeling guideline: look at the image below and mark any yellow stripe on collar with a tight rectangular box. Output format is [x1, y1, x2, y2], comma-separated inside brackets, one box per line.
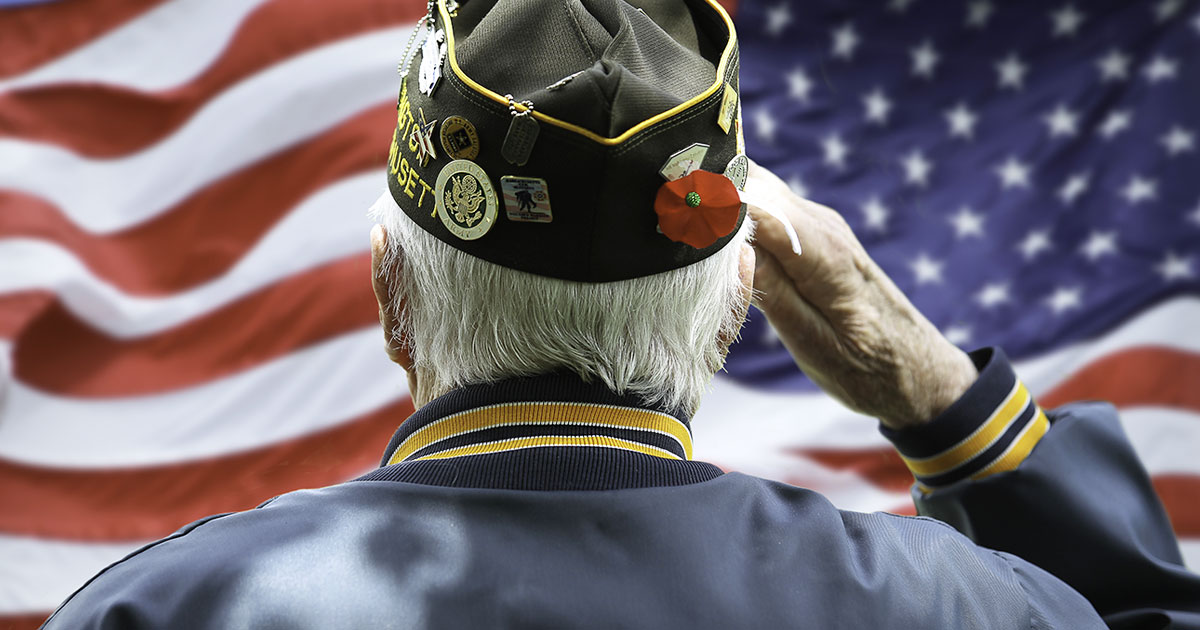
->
[414, 436, 684, 462]
[387, 402, 693, 465]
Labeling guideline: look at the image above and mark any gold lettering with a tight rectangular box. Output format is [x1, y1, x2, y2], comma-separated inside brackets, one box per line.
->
[388, 136, 400, 174]
[395, 155, 408, 189]
[417, 180, 433, 208]
[401, 158, 417, 198]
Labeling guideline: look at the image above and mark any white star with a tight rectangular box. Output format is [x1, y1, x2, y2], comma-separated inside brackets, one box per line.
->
[943, 325, 972, 346]
[949, 206, 985, 239]
[1046, 287, 1083, 315]
[1017, 228, 1053, 260]
[823, 133, 850, 169]
[832, 23, 860, 60]
[1050, 4, 1086, 37]
[976, 282, 1011, 308]
[996, 53, 1028, 90]
[754, 108, 777, 143]
[787, 174, 808, 199]
[1156, 252, 1195, 281]
[1080, 230, 1118, 261]
[889, 0, 917, 12]
[1098, 109, 1133, 139]
[1097, 49, 1131, 81]
[1043, 103, 1080, 138]
[1121, 174, 1158, 204]
[1190, 201, 1200, 227]
[945, 102, 978, 139]
[1058, 171, 1091, 205]
[787, 67, 814, 103]
[1161, 125, 1195, 155]
[862, 197, 890, 232]
[966, 0, 995, 28]
[862, 88, 892, 125]
[900, 149, 933, 187]
[1155, 0, 1186, 22]
[765, 2, 793, 37]
[1144, 55, 1179, 82]
[909, 252, 945, 285]
[995, 156, 1032, 189]
[910, 40, 940, 78]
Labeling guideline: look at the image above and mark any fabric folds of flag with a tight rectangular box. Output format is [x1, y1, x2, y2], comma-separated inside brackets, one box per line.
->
[0, 0, 1197, 628]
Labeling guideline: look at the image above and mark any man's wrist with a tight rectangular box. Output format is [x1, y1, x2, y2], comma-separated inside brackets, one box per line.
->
[880, 347, 1051, 493]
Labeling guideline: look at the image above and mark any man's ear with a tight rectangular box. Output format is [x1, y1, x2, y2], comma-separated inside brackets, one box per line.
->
[370, 224, 414, 371]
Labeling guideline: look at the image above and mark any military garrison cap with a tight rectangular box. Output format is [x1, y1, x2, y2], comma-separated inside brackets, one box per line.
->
[387, 0, 744, 282]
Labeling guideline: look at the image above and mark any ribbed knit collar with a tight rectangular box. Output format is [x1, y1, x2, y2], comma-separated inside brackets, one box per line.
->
[359, 373, 723, 491]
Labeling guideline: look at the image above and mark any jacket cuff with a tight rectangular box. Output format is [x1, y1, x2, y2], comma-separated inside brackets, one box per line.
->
[880, 347, 1049, 493]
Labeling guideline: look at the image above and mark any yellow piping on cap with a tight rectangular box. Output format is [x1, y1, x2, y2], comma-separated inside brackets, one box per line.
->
[437, 0, 738, 146]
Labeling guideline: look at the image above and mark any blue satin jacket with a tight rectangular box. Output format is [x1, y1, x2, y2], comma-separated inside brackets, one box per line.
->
[42, 349, 1200, 628]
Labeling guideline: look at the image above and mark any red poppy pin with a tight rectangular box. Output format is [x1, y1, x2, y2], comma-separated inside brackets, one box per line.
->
[654, 170, 742, 249]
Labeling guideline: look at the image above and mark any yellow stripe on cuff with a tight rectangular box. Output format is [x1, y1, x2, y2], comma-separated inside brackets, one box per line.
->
[412, 435, 684, 461]
[970, 408, 1050, 480]
[901, 381, 1030, 477]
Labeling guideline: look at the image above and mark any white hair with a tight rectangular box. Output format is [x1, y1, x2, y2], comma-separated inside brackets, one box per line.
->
[370, 191, 750, 412]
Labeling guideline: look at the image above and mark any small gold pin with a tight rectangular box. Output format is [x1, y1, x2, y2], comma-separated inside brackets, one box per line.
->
[717, 82, 738, 133]
[440, 115, 481, 161]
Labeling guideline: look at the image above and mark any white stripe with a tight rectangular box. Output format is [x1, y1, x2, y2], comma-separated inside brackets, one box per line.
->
[696, 295, 1200, 456]
[0, 28, 404, 233]
[1120, 407, 1200, 476]
[0, 173, 383, 339]
[1181, 538, 1200, 572]
[0, 534, 147, 615]
[0, 328, 408, 468]
[1017, 297, 1200, 397]
[0, 0, 270, 93]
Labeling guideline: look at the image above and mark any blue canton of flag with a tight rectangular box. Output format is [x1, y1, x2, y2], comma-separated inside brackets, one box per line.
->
[725, 0, 1200, 391]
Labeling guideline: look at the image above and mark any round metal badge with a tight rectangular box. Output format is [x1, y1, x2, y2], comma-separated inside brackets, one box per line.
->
[435, 159, 498, 241]
[724, 153, 749, 190]
[439, 115, 481, 160]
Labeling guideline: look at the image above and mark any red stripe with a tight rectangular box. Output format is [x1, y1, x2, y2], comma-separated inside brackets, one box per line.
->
[0, 0, 421, 156]
[0, 397, 413, 541]
[1040, 347, 1200, 411]
[1153, 475, 1200, 541]
[0, 0, 165, 79]
[790, 446, 915, 493]
[0, 291, 52, 340]
[0, 613, 49, 630]
[0, 102, 393, 295]
[11, 254, 377, 397]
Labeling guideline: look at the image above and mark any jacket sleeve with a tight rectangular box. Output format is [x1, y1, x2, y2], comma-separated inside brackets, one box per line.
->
[882, 347, 1200, 629]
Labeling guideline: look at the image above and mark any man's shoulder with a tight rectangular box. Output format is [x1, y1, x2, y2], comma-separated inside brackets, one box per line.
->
[44, 475, 1044, 629]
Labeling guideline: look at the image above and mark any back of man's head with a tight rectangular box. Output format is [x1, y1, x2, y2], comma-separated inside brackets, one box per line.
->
[372, 0, 749, 411]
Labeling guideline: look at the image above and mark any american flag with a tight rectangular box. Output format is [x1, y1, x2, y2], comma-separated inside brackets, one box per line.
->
[0, 0, 1195, 627]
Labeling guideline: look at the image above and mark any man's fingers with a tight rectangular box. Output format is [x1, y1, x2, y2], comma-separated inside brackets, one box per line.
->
[747, 204, 811, 272]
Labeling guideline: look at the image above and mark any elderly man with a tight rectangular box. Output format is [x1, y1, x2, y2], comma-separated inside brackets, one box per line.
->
[43, 0, 1200, 628]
